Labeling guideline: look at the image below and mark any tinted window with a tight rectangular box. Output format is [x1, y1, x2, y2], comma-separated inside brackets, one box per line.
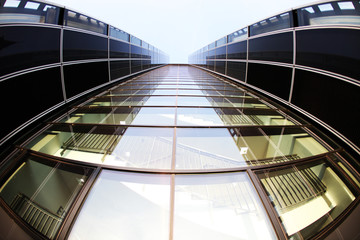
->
[0, 0, 59, 24]
[249, 31, 293, 63]
[110, 39, 130, 58]
[296, 28, 360, 79]
[228, 27, 248, 43]
[63, 30, 108, 61]
[297, 1, 360, 26]
[227, 41, 247, 60]
[0, 26, 60, 76]
[247, 63, 292, 100]
[250, 12, 293, 36]
[64, 10, 107, 35]
[109, 26, 129, 41]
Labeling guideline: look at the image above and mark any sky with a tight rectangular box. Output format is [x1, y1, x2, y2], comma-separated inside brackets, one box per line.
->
[49, 0, 316, 63]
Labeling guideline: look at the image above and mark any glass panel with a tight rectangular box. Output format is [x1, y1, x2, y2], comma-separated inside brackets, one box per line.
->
[109, 26, 129, 42]
[257, 160, 358, 239]
[298, 1, 360, 26]
[68, 170, 170, 240]
[105, 127, 173, 169]
[175, 128, 247, 169]
[250, 12, 292, 36]
[130, 35, 141, 46]
[177, 97, 213, 106]
[64, 10, 107, 34]
[215, 36, 227, 47]
[0, 0, 59, 24]
[228, 27, 248, 43]
[173, 173, 277, 240]
[231, 127, 328, 166]
[177, 108, 225, 126]
[0, 155, 92, 239]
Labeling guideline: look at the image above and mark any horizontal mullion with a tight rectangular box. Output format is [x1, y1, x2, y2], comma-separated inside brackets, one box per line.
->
[47, 121, 309, 129]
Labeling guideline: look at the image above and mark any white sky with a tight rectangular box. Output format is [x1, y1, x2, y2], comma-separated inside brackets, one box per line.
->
[49, 0, 316, 63]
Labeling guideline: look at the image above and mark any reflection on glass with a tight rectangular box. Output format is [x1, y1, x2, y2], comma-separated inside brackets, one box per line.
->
[131, 107, 175, 125]
[298, 1, 360, 26]
[250, 12, 292, 36]
[257, 160, 358, 239]
[177, 108, 225, 126]
[65, 10, 107, 34]
[105, 128, 173, 169]
[231, 128, 328, 165]
[0, 155, 91, 239]
[68, 170, 170, 240]
[0, 0, 59, 24]
[174, 173, 277, 240]
[175, 128, 247, 169]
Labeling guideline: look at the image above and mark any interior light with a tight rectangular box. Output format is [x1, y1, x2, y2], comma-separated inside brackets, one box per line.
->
[338, 2, 355, 10]
[304, 7, 315, 13]
[318, 3, 334, 12]
[25, 2, 40, 10]
[4, 0, 20, 8]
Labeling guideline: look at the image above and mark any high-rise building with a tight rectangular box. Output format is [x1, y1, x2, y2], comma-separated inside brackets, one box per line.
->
[0, 0, 359, 239]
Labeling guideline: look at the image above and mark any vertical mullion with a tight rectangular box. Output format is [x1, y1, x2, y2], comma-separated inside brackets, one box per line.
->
[247, 169, 287, 240]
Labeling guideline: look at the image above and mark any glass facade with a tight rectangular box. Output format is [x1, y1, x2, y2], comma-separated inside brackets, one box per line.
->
[0, 65, 357, 239]
[1, 0, 360, 239]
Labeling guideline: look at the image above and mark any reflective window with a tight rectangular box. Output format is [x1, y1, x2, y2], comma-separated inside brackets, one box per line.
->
[256, 159, 358, 239]
[0, 0, 59, 24]
[249, 12, 293, 36]
[109, 26, 129, 42]
[68, 170, 171, 240]
[215, 36, 227, 47]
[174, 173, 277, 240]
[0, 155, 92, 239]
[130, 35, 141, 46]
[228, 27, 248, 43]
[297, 1, 360, 26]
[64, 10, 107, 34]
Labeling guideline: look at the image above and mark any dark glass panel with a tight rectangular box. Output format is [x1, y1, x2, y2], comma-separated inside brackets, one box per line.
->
[249, 11, 293, 36]
[207, 49, 216, 60]
[0, 0, 60, 24]
[206, 60, 215, 71]
[215, 60, 225, 74]
[110, 60, 130, 80]
[0, 154, 93, 239]
[64, 10, 107, 35]
[247, 63, 292, 100]
[131, 60, 142, 73]
[249, 31, 293, 63]
[130, 45, 142, 58]
[292, 69, 360, 147]
[226, 61, 246, 81]
[63, 30, 108, 61]
[296, 28, 360, 80]
[0, 67, 63, 143]
[297, 1, 360, 27]
[215, 46, 226, 59]
[0, 26, 60, 76]
[63, 61, 109, 98]
[227, 41, 247, 60]
[109, 39, 129, 58]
